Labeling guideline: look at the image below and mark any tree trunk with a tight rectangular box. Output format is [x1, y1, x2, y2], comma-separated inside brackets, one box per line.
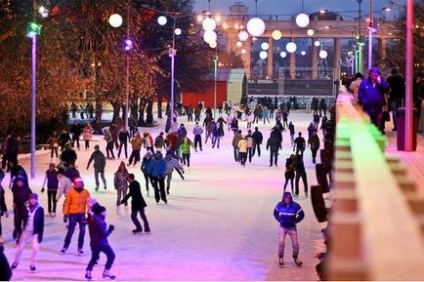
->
[111, 101, 121, 123]
[157, 90, 163, 119]
[138, 98, 146, 126]
[146, 99, 153, 125]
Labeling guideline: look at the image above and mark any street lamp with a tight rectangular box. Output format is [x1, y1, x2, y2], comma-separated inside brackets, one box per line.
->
[108, 4, 132, 132]
[27, 1, 44, 179]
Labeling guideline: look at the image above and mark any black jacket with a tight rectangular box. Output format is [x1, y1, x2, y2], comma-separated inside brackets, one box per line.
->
[121, 180, 147, 210]
[0, 245, 12, 281]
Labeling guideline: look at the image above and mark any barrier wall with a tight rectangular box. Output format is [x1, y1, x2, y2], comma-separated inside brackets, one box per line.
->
[328, 91, 424, 280]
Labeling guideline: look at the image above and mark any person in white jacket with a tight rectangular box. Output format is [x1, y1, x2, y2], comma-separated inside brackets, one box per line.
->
[55, 168, 73, 224]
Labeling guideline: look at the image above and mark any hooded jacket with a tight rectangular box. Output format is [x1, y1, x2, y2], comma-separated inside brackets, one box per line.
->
[273, 192, 305, 228]
[64, 187, 90, 215]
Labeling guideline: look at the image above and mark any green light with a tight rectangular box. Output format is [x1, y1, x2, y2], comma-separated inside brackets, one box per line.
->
[27, 22, 42, 37]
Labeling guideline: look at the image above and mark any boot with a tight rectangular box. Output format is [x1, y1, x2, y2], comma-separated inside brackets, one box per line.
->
[293, 255, 303, 266]
[278, 256, 284, 266]
[85, 271, 92, 280]
[103, 269, 116, 280]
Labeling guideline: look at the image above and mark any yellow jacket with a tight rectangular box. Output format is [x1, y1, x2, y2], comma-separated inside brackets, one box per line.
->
[64, 188, 90, 215]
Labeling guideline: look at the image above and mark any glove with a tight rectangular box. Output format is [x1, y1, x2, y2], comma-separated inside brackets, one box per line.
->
[41, 188, 45, 193]
[86, 166, 89, 170]
[63, 215, 68, 223]
[38, 235, 43, 243]
[108, 225, 115, 233]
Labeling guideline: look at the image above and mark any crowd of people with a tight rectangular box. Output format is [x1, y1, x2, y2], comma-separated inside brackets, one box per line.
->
[0, 95, 336, 280]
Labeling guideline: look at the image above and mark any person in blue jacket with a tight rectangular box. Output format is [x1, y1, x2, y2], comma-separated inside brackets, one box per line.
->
[358, 67, 390, 133]
[273, 192, 305, 266]
[148, 151, 167, 204]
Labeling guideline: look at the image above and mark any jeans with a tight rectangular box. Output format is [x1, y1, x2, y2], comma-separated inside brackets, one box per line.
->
[86, 244, 115, 271]
[94, 169, 107, 189]
[270, 151, 278, 166]
[182, 153, 190, 167]
[278, 226, 299, 258]
[252, 144, 261, 157]
[118, 141, 128, 158]
[63, 214, 86, 249]
[47, 190, 58, 213]
[194, 135, 202, 151]
[131, 207, 150, 231]
[295, 171, 308, 196]
[106, 142, 115, 158]
[151, 176, 167, 204]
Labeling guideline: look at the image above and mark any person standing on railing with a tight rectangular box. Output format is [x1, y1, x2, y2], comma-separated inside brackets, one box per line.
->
[358, 67, 390, 133]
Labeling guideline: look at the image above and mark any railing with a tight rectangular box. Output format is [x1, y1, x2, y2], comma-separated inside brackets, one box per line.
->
[327, 90, 424, 280]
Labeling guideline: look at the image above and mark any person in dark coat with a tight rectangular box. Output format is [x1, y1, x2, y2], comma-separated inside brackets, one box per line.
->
[293, 132, 306, 157]
[70, 122, 82, 150]
[41, 163, 59, 217]
[11, 176, 32, 244]
[117, 128, 131, 159]
[11, 193, 44, 272]
[251, 127, 263, 158]
[0, 244, 12, 281]
[120, 174, 150, 234]
[386, 68, 405, 131]
[58, 129, 71, 151]
[308, 130, 320, 164]
[294, 155, 308, 198]
[0, 169, 9, 243]
[283, 154, 296, 193]
[266, 131, 282, 167]
[60, 143, 77, 168]
[87, 145, 107, 191]
[8, 160, 28, 189]
[85, 203, 116, 281]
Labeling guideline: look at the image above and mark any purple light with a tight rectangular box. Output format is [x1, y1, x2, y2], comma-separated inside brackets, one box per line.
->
[124, 39, 133, 51]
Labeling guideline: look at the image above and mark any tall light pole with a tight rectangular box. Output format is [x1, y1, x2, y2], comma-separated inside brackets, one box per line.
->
[356, 0, 363, 73]
[169, 18, 177, 126]
[405, 0, 414, 151]
[368, 0, 373, 69]
[213, 53, 218, 118]
[27, 0, 43, 179]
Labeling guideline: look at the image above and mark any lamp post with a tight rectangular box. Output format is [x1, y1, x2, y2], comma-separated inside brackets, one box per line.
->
[368, 0, 373, 68]
[356, 0, 363, 73]
[405, 0, 414, 151]
[213, 54, 218, 118]
[27, 0, 43, 179]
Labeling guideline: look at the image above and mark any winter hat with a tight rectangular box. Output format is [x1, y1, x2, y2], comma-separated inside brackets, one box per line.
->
[29, 193, 38, 201]
[92, 203, 106, 215]
[74, 178, 84, 189]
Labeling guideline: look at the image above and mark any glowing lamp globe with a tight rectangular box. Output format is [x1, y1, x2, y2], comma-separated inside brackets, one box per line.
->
[301, 51, 306, 56]
[238, 30, 249, 41]
[246, 17, 266, 37]
[202, 17, 216, 31]
[203, 30, 217, 44]
[174, 28, 182, 36]
[108, 14, 123, 28]
[280, 51, 287, 58]
[286, 42, 297, 53]
[319, 50, 328, 59]
[272, 30, 282, 40]
[157, 15, 167, 26]
[236, 41, 243, 47]
[209, 41, 217, 49]
[261, 42, 269, 50]
[295, 13, 310, 28]
[307, 29, 314, 36]
[259, 51, 268, 59]
[241, 49, 246, 54]
[314, 40, 321, 47]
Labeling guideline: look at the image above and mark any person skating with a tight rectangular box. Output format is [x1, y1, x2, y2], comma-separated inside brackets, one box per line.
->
[56, 168, 73, 225]
[117, 127, 130, 159]
[294, 155, 308, 198]
[114, 162, 129, 214]
[293, 132, 306, 157]
[251, 127, 263, 158]
[140, 152, 153, 196]
[192, 122, 203, 152]
[308, 130, 320, 164]
[0, 169, 8, 244]
[165, 151, 184, 194]
[273, 192, 305, 266]
[128, 132, 143, 166]
[148, 151, 167, 204]
[283, 154, 296, 193]
[85, 203, 116, 281]
[11, 175, 32, 244]
[266, 131, 282, 167]
[86, 145, 107, 191]
[120, 174, 150, 234]
[61, 178, 90, 255]
[11, 193, 44, 272]
[41, 163, 59, 217]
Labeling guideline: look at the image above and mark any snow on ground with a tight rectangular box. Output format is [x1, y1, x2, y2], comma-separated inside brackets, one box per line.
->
[2, 111, 326, 281]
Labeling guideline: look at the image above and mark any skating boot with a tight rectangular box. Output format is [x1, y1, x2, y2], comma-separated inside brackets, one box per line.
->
[293, 255, 303, 266]
[278, 256, 284, 266]
[85, 271, 92, 281]
[102, 269, 116, 280]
